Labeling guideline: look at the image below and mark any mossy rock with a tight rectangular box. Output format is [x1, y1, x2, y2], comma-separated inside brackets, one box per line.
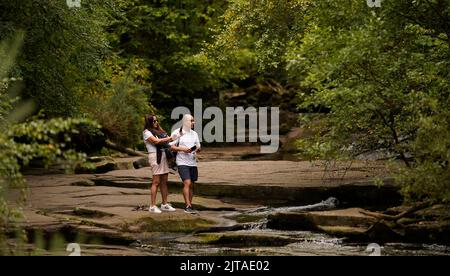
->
[196, 233, 296, 247]
[227, 214, 267, 224]
[125, 217, 215, 233]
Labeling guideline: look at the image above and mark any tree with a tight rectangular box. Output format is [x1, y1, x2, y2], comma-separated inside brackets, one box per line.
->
[0, 0, 111, 117]
[107, 0, 228, 121]
[290, 0, 450, 203]
[0, 34, 101, 254]
[209, 0, 450, 203]
[206, 0, 310, 75]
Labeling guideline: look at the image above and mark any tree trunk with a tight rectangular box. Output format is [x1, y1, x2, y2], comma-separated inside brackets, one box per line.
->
[105, 140, 147, 157]
[359, 202, 431, 222]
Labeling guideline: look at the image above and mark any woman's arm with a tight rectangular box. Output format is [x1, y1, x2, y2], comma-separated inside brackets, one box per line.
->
[146, 135, 173, 145]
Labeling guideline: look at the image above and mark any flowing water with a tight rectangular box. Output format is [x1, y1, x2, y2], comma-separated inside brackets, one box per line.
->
[130, 208, 450, 256]
[132, 228, 450, 256]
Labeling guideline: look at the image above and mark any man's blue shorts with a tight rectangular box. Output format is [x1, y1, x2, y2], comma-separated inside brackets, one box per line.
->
[177, 165, 198, 182]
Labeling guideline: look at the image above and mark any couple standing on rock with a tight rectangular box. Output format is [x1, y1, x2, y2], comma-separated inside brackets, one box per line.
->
[143, 114, 201, 214]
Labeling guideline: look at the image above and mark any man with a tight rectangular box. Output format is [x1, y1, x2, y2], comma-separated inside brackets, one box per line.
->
[170, 114, 201, 214]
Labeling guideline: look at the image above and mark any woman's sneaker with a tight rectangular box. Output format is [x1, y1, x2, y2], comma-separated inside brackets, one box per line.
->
[184, 206, 197, 214]
[149, 205, 162, 214]
[160, 203, 176, 212]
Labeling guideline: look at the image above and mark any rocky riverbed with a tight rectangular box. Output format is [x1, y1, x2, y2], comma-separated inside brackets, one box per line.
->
[7, 147, 450, 256]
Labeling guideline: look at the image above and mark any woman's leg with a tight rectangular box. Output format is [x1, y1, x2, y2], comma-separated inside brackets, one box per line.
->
[159, 173, 169, 205]
[183, 179, 192, 207]
[150, 175, 161, 206]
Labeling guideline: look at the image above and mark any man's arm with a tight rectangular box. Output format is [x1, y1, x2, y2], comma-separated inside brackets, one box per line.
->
[169, 131, 191, 153]
[170, 145, 192, 153]
[194, 132, 201, 153]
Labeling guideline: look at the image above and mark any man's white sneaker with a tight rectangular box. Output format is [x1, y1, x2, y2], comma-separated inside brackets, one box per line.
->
[160, 203, 176, 212]
[149, 205, 162, 214]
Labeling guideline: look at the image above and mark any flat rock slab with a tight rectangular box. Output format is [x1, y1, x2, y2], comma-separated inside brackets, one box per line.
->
[18, 173, 256, 240]
[101, 159, 389, 187]
[90, 160, 399, 206]
[197, 160, 388, 187]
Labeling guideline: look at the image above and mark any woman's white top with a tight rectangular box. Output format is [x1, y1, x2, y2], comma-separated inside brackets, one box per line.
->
[143, 129, 157, 153]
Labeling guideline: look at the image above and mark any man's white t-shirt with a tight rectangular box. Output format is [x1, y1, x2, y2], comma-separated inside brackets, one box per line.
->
[170, 129, 200, 167]
[143, 129, 157, 153]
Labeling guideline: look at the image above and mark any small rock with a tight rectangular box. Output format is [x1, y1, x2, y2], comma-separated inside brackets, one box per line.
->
[133, 157, 149, 169]
[75, 161, 117, 174]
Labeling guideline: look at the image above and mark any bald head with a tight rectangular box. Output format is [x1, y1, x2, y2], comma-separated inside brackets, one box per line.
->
[182, 114, 194, 131]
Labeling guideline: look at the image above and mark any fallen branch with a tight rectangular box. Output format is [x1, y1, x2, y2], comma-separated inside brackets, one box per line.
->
[359, 202, 431, 222]
[105, 140, 147, 157]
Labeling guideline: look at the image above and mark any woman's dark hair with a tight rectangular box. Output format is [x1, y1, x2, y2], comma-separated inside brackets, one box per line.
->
[144, 114, 166, 135]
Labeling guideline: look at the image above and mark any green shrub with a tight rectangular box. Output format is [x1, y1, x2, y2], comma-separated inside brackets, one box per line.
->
[84, 75, 152, 148]
[0, 34, 102, 254]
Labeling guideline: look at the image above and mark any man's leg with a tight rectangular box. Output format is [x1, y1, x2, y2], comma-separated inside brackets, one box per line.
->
[183, 179, 192, 207]
[189, 166, 198, 205]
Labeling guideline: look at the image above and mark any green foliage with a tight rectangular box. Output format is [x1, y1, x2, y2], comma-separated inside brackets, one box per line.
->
[107, 0, 228, 118]
[83, 65, 152, 147]
[0, 33, 23, 125]
[0, 0, 112, 117]
[203, 0, 307, 131]
[290, 0, 450, 203]
[397, 111, 450, 203]
[210, 0, 450, 204]
[0, 34, 101, 254]
[10, 117, 101, 170]
[1, 113, 100, 253]
[0, 35, 26, 254]
[1, 1, 165, 148]
[207, 0, 310, 74]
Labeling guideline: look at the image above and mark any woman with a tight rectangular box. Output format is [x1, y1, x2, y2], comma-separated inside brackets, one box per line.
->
[143, 114, 179, 213]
